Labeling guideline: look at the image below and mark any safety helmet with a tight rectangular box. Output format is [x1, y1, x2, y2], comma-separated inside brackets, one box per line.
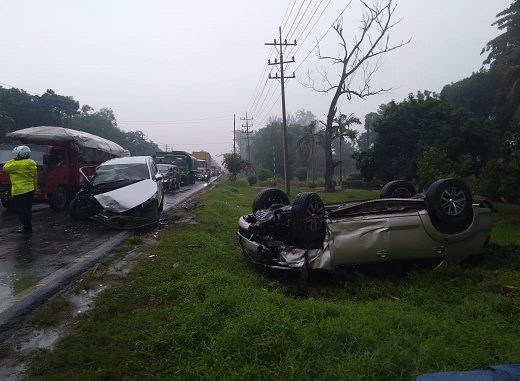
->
[12, 145, 31, 159]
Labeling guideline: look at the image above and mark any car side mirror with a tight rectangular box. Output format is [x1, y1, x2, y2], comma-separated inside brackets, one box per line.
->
[155, 174, 163, 182]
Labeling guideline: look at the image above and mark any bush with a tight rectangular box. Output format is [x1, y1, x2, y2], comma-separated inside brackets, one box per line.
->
[247, 175, 257, 186]
[307, 182, 316, 189]
[295, 167, 307, 182]
[257, 168, 271, 181]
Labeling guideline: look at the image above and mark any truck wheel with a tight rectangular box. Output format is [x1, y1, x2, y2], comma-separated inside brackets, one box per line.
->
[49, 186, 69, 210]
[426, 178, 473, 233]
[380, 180, 417, 198]
[252, 188, 290, 212]
[291, 192, 326, 248]
[1, 199, 15, 211]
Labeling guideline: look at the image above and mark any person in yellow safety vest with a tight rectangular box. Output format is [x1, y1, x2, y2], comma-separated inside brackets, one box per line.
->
[3, 145, 37, 233]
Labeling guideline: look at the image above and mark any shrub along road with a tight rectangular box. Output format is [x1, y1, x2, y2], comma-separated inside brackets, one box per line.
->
[17, 180, 520, 380]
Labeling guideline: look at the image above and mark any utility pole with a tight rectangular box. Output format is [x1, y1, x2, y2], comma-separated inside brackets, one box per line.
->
[240, 112, 253, 162]
[265, 27, 296, 196]
[233, 114, 236, 156]
[272, 145, 276, 186]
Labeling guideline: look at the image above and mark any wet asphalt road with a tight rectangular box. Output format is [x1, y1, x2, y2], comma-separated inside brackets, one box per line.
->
[0, 180, 213, 310]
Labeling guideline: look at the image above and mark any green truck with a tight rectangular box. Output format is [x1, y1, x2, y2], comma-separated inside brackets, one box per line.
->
[155, 151, 198, 185]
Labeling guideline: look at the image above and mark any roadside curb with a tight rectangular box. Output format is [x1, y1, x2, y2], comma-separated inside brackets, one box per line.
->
[0, 231, 129, 339]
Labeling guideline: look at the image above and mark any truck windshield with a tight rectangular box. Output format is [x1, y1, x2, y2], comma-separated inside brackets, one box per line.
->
[157, 164, 173, 173]
[0, 144, 46, 165]
[93, 163, 150, 188]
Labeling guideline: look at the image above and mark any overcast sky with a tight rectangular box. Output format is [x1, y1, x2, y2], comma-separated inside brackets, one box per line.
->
[0, 0, 511, 161]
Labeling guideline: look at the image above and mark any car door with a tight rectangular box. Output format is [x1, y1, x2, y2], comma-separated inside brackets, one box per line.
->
[149, 160, 163, 205]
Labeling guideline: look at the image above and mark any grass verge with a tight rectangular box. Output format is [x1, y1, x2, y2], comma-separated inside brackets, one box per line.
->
[27, 180, 520, 380]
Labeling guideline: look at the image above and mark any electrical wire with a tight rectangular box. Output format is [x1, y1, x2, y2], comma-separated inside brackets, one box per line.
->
[294, 1, 353, 72]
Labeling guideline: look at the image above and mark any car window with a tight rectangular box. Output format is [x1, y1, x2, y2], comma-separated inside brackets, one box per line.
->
[150, 161, 158, 176]
[93, 163, 150, 187]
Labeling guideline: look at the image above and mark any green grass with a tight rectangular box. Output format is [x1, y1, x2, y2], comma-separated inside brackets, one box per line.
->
[26, 180, 520, 380]
[29, 298, 72, 327]
[491, 202, 520, 246]
[13, 276, 39, 295]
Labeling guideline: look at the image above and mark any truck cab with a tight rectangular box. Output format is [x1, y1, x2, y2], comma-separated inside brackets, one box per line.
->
[0, 143, 94, 210]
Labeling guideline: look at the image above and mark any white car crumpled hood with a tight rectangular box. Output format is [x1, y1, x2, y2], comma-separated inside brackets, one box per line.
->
[94, 179, 158, 213]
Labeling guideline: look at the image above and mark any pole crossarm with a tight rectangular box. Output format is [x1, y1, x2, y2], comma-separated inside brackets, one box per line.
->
[263, 26, 297, 196]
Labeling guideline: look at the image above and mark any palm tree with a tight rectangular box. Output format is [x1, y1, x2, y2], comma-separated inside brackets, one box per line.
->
[297, 121, 323, 182]
[332, 113, 361, 188]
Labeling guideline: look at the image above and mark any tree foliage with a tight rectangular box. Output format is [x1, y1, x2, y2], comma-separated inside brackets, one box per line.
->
[223, 154, 248, 179]
[355, 92, 497, 182]
[0, 86, 159, 155]
[482, 0, 520, 67]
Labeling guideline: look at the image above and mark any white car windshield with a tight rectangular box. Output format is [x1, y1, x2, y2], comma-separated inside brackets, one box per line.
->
[93, 163, 150, 187]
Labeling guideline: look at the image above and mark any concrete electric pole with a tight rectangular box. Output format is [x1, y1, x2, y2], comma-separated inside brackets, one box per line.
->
[240, 112, 253, 162]
[265, 26, 296, 196]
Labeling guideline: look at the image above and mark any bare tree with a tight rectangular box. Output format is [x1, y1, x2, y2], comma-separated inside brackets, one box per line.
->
[307, 0, 409, 192]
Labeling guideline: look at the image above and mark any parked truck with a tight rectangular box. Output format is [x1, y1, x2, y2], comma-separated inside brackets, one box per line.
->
[0, 126, 129, 210]
[192, 151, 212, 181]
[154, 150, 197, 185]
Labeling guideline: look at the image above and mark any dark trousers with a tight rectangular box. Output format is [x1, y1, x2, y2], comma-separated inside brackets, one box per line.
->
[14, 191, 34, 231]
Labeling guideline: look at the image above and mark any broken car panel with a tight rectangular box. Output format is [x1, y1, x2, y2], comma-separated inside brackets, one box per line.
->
[69, 156, 164, 229]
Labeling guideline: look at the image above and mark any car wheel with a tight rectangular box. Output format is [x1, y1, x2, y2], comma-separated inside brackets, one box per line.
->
[1, 199, 15, 211]
[426, 178, 473, 232]
[380, 180, 417, 198]
[291, 192, 326, 248]
[49, 186, 69, 210]
[152, 201, 160, 224]
[69, 199, 86, 220]
[252, 188, 290, 212]
[68, 193, 98, 220]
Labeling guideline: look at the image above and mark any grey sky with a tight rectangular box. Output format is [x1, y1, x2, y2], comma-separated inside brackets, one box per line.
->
[0, 0, 510, 161]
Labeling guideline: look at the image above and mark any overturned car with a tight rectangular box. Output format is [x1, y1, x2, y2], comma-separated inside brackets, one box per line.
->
[69, 156, 164, 229]
[236, 179, 492, 272]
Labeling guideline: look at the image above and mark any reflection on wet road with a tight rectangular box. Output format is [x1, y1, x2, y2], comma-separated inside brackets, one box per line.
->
[0, 180, 213, 309]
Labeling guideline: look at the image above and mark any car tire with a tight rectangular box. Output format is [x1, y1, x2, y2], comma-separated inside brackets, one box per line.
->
[1, 199, 15, 211]
[252, 188, 290, 212]
[291, 192, 326, 248]
[380, 180, 417, 198]
[49, 186, 69, 210]
[69, 199, 85, 220]
[426, 178, 473, 232]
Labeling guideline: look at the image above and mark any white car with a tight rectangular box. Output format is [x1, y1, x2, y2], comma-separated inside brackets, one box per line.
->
[69, 156, 164, 229]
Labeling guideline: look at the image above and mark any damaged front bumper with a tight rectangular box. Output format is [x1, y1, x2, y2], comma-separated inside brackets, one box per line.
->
[236, 216, 331, 271]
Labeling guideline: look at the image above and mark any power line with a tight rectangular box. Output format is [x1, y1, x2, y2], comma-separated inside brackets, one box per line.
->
[287, 0, 315, 42]
[252, 0, 332, 118]
[247, 0, 297, 115]
[288, 0, 334, 60]
[259, 93, 282, 126]
[294, 0, 353, 72]
[281, 0, 298, 33]
[119, 115, 232, 125]
[285, 0, 328, 59]
[252, 79, 278, 120]
[285, 0, 308, 39]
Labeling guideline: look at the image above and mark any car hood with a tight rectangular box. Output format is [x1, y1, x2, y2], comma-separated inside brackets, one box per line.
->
[94, 179, 157, 213]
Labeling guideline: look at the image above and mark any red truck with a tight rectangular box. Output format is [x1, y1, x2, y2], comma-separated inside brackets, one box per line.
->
[0, 126, 129, 210]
